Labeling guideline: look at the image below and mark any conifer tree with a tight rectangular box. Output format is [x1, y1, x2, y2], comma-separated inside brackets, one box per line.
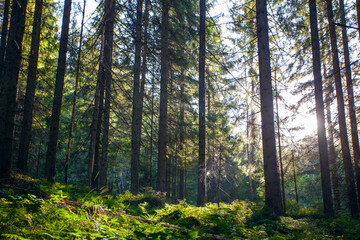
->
[256, 0, 283, 216]
[17, 0, 44, 173]
[356, 0, 360, 37]
[0, 0, 10, 78]
[197, 0, 206, 206]
[131, 0, 144, 194]
[45, 0, 72, 183]
[99, 0, 115, 188]
[324, 0, 359, 217]
[308, 0, 334, 218]
[64, 0, 86, 184]
[325, 82, 341, 210]
[0, 0, 29, 179]
[157, 0, 170, 193]
[88, 33, 105, 188]
[339, 0, 360, 207]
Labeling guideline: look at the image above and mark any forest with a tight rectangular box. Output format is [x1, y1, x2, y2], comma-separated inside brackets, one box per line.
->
[1, 0, 360, 238]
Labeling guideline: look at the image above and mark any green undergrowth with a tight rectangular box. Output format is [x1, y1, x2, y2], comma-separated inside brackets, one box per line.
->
[0, 175, 360, 239]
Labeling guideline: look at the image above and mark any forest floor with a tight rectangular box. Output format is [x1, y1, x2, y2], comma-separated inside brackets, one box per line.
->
[0, 174, 359, 239]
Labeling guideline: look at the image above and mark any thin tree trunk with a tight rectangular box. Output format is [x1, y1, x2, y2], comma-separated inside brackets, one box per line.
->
[275, 78, 286, 214]
[140, 0, 149, 188]
[178, 72, 185, 199]
[0, 0, 10, 79]
[64, 0, 86, 184]
[88, 28, 105, 188]
[92, 82, 104, 189]
[292, 153, 298, 203]
[249, 72, 257, 201]
[157, 0, 169, 193]
[245, 72, 254, 201]
[325, 0, 359, 217]
[217, 147, 222, 207]
[0, 0, 29, 179]
[149, 72, 154, 188]
[17, 0, 43, 174]
[197, 0, 206, 207]
[100, 0, 115, 188]
[256, 0, 283, 216]
[166, 153, 171, 197]
[130, 0, 144, 194]
[309, 0, 334, 218]
[325, 85, 341, 210]
[172, 151, 177, 203]
[36, 141, 42, 178]
[339, 0, 360, 207]
[184, 146, 187, 198]
[45, 0, 72, 183]
[356, 0, 360, 37]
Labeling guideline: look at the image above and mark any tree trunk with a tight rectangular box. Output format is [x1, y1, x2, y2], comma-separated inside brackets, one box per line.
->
[292, 153, 298, 203]
[35, 141, 42, 178]
[172, 151, 177, 203]
[88, 28, 105, 188]
[325, 0, 359, 217]
[157, 0, 169, 193]
[197, 0, 206, 207]
[149, 70, 155, 188]
[0, 0, 10, 79]
[245, 70, 253, 201]
[45, 0, 72, 183]
[130, 0, 144, 194]
[91, 81, 104, 189]
[356, 0, 360, 37]
[184, 146, 187, 198]
[0, 0, 29, 179]
[217, 147, 222, 207]
[140, 0, 149, 188]
[308, 0, 334, 218]
[100, 0, 115, 189]
[249, 70, 258, 201]
[178, 72, 185, 199]
[17, 0, 43, 174]
[166, 153, 171, 197]
[64, 0, 86, 184]
[325, 84, 341, 210]
[256, 0, 283, 216]
[275, 78, 286, 214]
[339, 0, 360, 207]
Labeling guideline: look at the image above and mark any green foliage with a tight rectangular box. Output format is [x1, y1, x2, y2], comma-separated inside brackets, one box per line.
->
[286, 200, 322, 218]
[1, 176, 360, 239]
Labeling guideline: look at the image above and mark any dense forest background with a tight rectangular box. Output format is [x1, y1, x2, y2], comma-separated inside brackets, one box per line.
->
[1, 0, 360, 221]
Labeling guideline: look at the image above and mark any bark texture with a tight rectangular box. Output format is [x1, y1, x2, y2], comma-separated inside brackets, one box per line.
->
[197, 0, 206, 207]
[130, 0, 144, 194]
[339, 0, 360, 207]
[157, 0, 170, 193]
[309, 0, 334, 218]
[45, 0, 72, 183]
[0, 0, 10, 79]
[88, 29, 105, 188]
[325, 86, 341, 210]
[0, 0, 29, 179]
[99, 0, 115, 188]
[325, 0, 359, 217]
[256, 0, 283, 216]
[17, 0, 44, 173]
[64, 0, 86, 184]
[178, 73, 185, 200]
